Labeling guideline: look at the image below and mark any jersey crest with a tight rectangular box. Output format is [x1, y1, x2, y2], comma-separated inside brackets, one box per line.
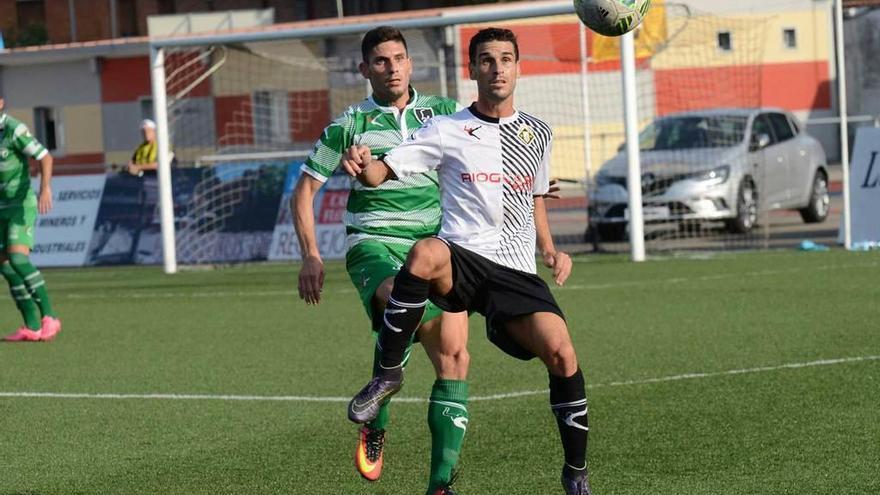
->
[517, 124, 536, 146]
[414, 107, 435, 123]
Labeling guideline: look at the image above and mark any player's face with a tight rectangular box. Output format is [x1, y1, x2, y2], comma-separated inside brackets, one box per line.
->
[469, 41, 519, 103]
[142, 126, 156, 141]
[360, 40, 412, 104]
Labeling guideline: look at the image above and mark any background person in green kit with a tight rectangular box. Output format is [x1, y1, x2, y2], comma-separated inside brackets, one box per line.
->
[291, 26, 469, 495]
[0, 92, 62, 342]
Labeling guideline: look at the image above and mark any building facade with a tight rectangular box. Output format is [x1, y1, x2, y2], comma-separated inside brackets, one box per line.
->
[0, 0, 862, 179]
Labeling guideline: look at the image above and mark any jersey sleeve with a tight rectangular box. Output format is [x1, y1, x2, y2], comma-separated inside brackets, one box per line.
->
[11, 122, 48, 160]
[302, 114, 350, 183]
[533, 135, 552, 196]
[383, 117, 443, 178]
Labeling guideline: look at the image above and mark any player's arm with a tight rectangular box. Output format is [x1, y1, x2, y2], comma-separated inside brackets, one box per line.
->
[533, 136, 570, 286]
[534, 195, 571, 286]
[292, 173, 326, 305]
[37, 151, 54, 214]
[343, 118, 444, 186]
[12, 122, 53, 214]
[293, 117, 350, 304]
[341, 146, 396, 187]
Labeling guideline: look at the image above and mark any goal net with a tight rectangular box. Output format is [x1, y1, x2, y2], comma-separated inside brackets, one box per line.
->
[153, 1, 830, 267]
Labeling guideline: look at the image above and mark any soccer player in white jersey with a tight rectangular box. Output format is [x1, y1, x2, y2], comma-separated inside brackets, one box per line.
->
[342, 28, 593, 495]
[292, 27, 469, 494]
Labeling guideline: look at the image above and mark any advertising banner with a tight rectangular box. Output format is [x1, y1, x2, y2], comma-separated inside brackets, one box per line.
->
[31, 174, 106, 267]
[839, 128, 880, 245]
[268, 165, 349, 261]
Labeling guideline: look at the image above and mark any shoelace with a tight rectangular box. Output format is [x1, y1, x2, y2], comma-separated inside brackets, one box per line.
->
[365, 428, 385, 462]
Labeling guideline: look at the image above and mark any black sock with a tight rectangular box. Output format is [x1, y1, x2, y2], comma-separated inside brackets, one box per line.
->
[549, 368, 589, 470]
[377, 268, 429, 369]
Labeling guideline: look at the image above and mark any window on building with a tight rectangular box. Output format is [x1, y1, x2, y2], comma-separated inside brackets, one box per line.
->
[783, 28, 797, 49]
[717, 31, 732, 52]
[16, 0, 46, 26]
[33, 106, 61, 152]
[253, 91, 290, 146]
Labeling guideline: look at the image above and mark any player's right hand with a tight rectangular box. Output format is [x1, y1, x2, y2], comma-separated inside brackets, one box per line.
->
[298, 255, 325, 305]
[341, 145, 371, 177]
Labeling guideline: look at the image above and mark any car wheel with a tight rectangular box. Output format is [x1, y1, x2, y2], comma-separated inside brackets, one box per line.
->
[799, 171, 830, 223]
[597, 223, 627, 242]
[725, 178, 757, 234]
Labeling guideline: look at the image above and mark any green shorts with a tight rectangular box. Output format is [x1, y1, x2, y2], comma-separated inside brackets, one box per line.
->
[346, 239, 443, 331]
[0, 193, 37, 252]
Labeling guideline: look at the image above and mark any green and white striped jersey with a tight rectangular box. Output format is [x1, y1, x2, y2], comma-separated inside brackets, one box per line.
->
[302, 88, 460, 249]
[0, 113, 48, 207]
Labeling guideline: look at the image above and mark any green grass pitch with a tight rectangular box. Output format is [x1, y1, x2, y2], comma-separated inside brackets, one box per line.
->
[1, 250, 878, 494]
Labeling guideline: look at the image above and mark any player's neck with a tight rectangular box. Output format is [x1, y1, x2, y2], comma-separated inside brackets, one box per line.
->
[373, 87, 413, 111]
[473, 98, 515, 120]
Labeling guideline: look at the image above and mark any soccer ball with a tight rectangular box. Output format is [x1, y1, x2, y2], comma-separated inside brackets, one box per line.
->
[573, 0, 651, 37]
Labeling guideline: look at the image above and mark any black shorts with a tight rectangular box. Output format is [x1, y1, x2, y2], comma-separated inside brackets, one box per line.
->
[430, 238, 566, 360]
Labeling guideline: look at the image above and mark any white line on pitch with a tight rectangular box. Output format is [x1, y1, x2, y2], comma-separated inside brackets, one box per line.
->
[55, 261, 880, 300]
[1, 355, 877, 403]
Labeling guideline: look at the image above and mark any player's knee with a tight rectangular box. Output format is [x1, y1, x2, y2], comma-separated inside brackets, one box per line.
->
[541, 340, 578, 377]
[0, 259, 16, 282]
[436, 347, 469, 380]
[8, 252, 32, 272]
[405, 239, 445, 279]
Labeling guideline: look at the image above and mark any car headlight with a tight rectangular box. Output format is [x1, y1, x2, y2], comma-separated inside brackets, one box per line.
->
[693, 165, 730, 183]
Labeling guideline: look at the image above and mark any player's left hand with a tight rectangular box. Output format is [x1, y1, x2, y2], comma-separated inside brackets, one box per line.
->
[543, 250, 572, 286]
[341, 145, 372, 176]
[543, 179, 561, 200]
[38, 187, 53, 215]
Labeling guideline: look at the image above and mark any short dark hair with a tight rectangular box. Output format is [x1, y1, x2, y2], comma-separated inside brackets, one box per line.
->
[468, 27, 519, 64]
[361, 26, 408, 62]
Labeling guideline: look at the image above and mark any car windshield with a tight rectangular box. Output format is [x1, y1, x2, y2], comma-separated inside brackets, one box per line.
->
[639, 115, 748, 151]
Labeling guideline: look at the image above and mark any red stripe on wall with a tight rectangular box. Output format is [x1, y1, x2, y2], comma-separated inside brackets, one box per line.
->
[30, 154, 106, 176]
[214, 95, 254, 147]
[289, 90, 330, 143]
[761, 61, 831, 110]
[165, 51, 212, 99]
[101, 57, 151, 103]
[655, 61, 831, 115]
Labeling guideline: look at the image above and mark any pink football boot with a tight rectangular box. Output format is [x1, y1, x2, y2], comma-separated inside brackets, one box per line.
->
[39, 316, 62, 341]
[3, 327, 42, 342]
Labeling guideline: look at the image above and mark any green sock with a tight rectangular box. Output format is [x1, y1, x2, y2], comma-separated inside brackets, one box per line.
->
[1, 260, 41, 330]
[366, 338, 414, 431]
[426, 379, 469, 493]
[9, 253, 56, 318]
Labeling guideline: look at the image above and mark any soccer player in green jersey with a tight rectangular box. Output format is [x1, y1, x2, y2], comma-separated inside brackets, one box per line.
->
[292, 27, 468, 494]
[0, 92, 62, 342]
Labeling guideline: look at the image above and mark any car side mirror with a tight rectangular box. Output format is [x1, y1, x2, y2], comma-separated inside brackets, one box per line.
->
[750, 133, 770, 151]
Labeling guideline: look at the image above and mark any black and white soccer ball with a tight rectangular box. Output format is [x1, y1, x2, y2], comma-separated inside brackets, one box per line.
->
[573, 0, 651, 37]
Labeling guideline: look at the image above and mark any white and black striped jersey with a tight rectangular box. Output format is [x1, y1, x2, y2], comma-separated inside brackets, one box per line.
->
[383, 104, 552, 274]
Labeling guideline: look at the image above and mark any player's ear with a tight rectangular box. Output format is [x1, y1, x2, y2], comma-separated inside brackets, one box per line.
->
[358, 61, 369, 79]
[468, 61, 477, 81]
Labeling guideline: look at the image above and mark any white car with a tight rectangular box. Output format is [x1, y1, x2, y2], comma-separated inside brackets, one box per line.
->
[589, 108, 831, 241]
